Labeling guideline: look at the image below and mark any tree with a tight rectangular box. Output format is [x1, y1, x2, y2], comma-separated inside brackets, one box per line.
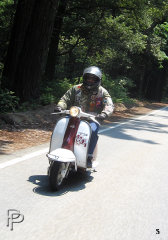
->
[2, 0, 35, 90]
[43, 0, 168, 101]
[1, 0, 168, 105]
[0, 0, 16, 81]
[45, 0, 68, 82]
[2, 0, 59, 102]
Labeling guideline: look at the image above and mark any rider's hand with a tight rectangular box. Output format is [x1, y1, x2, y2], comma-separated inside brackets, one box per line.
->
[96, 113, 107, 122]
[54, 105, 62, 112]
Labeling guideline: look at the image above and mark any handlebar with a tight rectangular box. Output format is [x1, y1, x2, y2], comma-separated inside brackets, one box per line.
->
[51, 110, 69, 115]
[51, 108, 100, 125]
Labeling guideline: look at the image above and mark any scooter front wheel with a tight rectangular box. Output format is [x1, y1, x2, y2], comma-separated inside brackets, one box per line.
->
[49, 161, 69, 191]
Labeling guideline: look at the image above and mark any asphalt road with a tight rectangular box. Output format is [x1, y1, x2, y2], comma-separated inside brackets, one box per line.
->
[0, 106, 168, 240]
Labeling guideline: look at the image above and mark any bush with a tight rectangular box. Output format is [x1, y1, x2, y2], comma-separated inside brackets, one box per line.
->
[40, 76, 134, 106]
[40, 87, 55, 105]
[102, 75, 135, 104]
[0, 88, 19, 112]
[40, 78, 73, 105]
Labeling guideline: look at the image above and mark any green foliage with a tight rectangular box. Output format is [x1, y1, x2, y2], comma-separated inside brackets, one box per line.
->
[56, 78, 73, 99]
[0, 0, 15, 64]
[50, 0, 168, 101]
[0, 63, 4, 81]
[18, 101, 41, 111]
[2, 0, 168, 104]
[102, 75, 135, 103]
[40, 78, 73, 105]
[0, 88, 19, 112]
[40, 87, 55, 105]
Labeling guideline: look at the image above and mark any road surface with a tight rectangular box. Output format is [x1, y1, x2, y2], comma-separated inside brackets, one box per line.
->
[0, 106, 168, 240]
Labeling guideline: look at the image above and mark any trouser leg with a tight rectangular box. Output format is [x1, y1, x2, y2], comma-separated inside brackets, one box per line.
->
[88, 121, 99, 157]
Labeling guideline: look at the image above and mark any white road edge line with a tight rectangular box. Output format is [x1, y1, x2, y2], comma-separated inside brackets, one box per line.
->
[99, 105, 168, 133]
[0, 148, 48, 169]
[0, 105, 168, 170]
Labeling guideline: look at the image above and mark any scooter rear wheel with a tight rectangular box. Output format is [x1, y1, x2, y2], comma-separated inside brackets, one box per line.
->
[49, 161, 68, 191]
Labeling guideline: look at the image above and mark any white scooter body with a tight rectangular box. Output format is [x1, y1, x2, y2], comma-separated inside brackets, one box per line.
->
[47, 107, 100, 190]
[47, 116, 92, 169]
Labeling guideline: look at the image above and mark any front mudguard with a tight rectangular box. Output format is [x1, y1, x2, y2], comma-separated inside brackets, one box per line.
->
[47, 148, 77, 170]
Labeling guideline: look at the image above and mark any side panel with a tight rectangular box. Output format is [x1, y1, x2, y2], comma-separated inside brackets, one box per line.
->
[49, 117, 69, 152]
[74, 121, 91, 168]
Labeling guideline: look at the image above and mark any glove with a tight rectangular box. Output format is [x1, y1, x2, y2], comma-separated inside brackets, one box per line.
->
[95, 113, 107, 122]
[54, 105, 62, 112]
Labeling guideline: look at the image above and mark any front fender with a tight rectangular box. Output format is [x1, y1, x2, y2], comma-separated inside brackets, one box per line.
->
[47, 148, 76, 163]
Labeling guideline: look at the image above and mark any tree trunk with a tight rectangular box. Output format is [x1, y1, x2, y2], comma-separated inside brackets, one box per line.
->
[13, 0, 58, 101]
[138, 65, 146, 98]
[2, 0, 35, 89]
[2, 0, 58, 102]
[45, 0, 68, 82]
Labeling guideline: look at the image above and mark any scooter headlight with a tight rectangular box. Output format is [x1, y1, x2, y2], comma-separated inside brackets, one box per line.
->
[70, 106, 80, 117]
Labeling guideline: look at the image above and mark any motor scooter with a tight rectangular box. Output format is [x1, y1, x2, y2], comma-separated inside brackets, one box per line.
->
[47, 106, 100, 191]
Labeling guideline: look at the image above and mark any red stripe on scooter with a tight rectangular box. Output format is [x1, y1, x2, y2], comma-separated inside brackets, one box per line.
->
[62, 117, 80, 151]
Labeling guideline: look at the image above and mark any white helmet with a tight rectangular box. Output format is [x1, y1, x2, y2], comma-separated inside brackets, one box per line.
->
[83, 66, 102, 90]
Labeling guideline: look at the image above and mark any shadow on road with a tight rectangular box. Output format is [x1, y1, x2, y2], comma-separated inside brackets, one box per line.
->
[28, 171, 94, 196]
[100, 117, 168, 145]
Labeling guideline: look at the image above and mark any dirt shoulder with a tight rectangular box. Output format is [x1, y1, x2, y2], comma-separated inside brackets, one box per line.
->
[0, 101, 167, 154]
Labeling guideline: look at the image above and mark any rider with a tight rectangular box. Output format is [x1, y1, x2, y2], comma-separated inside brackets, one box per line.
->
[54, 66, 114, 166]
